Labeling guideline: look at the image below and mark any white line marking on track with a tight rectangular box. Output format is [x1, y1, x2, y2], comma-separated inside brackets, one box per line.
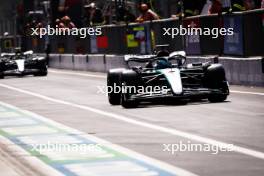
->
[230, 90, 264, 96]
[49, 69, 264, 96]
[0, 102, 197, 176]
[0, 83, 264, 161]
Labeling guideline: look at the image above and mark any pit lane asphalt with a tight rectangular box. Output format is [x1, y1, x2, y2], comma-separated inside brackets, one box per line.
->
[0, 68, 263, 176]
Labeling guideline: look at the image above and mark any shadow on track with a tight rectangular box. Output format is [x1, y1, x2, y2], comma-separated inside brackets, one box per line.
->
[128, 99, 231, 109]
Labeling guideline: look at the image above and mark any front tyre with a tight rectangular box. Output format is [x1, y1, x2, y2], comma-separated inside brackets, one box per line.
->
[0, 72, 4, 79]
[107, 69, 125, 105]
[0, 63, 4, 79]
[120, 71, 139, 108]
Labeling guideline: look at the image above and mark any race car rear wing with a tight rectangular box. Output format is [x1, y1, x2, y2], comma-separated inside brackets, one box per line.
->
[124, 55, 156, 63]
[169, 51, 186, 57]
[124, 51, 186, 62]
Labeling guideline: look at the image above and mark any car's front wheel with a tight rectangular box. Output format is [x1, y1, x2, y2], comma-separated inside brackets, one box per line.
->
[107, 69, 125, 105]
[0, 63, 4, 79]
[0, 72, 4, 79]
[120, 71, 139, 108]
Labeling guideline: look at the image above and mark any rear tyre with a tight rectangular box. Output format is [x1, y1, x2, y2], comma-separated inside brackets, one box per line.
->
[34, 70, 48, 76]
[34, 65, 48, 76]
[40, 69, 48, 76]
[0, 72, 4, 79]
[208, 94, 227, 103]
[208, 81, 229, 102]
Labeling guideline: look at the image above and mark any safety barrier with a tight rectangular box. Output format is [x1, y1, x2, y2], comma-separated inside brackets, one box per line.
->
[48, 54, 264, 86]
[23, 9, 264, 57]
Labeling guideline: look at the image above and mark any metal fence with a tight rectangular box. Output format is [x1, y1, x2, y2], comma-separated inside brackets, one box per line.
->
[0, 20, 16, 36]
[17, 9, 264, 56]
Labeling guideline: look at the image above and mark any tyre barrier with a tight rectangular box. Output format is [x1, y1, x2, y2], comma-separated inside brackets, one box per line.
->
[48, 54, 264, 87]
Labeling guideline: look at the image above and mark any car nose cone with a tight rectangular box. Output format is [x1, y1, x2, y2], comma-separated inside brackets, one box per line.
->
[15, 59, 25, 72]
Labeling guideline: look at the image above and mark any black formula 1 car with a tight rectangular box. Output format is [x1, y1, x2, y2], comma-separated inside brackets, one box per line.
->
[0, 50, 48, 79]
[107, 51, 229, 108]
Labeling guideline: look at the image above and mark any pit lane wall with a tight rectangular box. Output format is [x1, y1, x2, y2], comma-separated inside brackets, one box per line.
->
[48, 54, 264, 87]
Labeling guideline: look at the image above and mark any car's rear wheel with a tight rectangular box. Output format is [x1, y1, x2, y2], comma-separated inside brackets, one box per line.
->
[208, 81, 229, 102]
[34, 65, 48, 76]
[208, 94, 228, 102]
[0, 63, 4, 79]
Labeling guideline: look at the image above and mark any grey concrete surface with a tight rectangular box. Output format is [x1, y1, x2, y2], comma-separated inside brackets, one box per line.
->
[0, 69, 263, 176]
[0, 150, 21, 176]
[0, 142, 40, 176]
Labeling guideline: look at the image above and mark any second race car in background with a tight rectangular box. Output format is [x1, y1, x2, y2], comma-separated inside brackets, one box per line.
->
[0, 49, 48, 79]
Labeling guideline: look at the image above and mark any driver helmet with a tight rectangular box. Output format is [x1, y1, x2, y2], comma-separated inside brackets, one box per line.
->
[156, 50, 169, 57]
[156, 59, 171, 69]
[15, 47, 22, 55]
